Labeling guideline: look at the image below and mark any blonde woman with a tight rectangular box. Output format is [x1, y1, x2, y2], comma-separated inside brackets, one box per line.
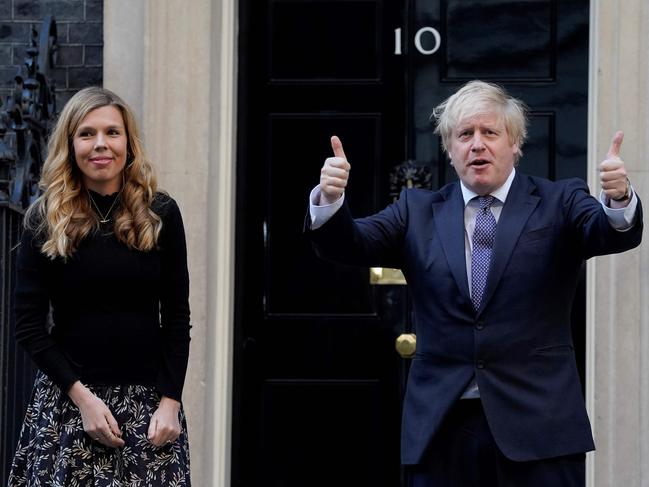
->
[8, 87, 191, 486]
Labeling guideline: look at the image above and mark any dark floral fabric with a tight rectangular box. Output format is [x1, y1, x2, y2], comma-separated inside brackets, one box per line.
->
[8, 372, 191, 487]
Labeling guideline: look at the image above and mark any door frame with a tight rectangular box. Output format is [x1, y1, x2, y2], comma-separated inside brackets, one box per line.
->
[226, 1, 601, 485]
[225, 1, 605, 485]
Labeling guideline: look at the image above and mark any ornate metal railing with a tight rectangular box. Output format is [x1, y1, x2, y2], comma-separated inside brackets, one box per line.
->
[0, 16, 58, 482]
[0, 15, 57, 208]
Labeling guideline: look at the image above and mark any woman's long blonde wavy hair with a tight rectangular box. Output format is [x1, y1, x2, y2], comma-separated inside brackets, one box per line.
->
[25, 87, 162, 259]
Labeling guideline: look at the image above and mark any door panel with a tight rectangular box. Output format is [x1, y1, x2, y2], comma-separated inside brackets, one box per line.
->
[262, 379, 383, 485]
[270, 1, 382, 81]
[267, 114, 381, 316]
[235, 1, 589, 485]
[442, 0, 556, 81]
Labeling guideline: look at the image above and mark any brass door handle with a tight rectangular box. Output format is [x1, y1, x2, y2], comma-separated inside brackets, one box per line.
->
[395, 333, 416, 358]
[370, 267, 407, 285]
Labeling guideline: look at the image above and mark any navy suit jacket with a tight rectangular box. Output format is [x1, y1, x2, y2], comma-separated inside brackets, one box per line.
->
[308, 172, 643, 464]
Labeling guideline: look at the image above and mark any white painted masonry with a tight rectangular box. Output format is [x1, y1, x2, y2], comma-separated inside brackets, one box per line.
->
[587, 1, 649, 486]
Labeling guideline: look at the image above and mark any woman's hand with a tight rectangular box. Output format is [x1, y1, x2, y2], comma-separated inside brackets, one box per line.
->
[68, 381, 125, 448]
[147, 396, 182, 447]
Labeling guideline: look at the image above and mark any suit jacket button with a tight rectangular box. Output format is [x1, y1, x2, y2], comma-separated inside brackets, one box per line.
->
[476, 360, 485, 369]
[476, 321, 484, 330]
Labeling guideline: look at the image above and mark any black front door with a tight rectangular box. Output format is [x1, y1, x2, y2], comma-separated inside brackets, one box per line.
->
[234, 1, 589, 486]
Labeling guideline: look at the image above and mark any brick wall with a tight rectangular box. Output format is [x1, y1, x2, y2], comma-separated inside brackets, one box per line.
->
[0, 0, 103, 110]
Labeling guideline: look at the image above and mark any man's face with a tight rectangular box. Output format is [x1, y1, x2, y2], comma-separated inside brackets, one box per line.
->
[447, 112, 518, 195]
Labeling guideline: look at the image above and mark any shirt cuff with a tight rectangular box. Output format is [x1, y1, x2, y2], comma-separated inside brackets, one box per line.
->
[309, 186, 345, 230]
[599, 188, 638, 231]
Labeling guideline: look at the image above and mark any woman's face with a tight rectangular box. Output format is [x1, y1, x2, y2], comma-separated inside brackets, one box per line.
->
[73, 105, 128, 195]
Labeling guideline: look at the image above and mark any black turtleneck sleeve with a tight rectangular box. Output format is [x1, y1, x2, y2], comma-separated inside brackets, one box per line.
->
[154, 196, 191, 401]
[14, 226, 81, 392]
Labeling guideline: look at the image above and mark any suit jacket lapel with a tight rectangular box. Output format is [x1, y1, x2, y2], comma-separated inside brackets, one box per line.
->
[477, 172, 540, 315]
[432, 184, 471, 304]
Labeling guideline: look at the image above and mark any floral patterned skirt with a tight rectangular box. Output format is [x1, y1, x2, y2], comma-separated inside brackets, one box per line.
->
[8, 372, 191, 487]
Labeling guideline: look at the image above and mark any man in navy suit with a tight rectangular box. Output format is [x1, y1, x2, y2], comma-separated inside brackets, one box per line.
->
[306, 81, 642, 486]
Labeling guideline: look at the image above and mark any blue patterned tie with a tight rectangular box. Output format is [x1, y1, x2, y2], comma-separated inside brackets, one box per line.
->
[471, 196, 497, 310]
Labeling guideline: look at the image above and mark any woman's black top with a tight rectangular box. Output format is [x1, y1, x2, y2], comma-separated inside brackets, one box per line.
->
[13, 191, 191, 402]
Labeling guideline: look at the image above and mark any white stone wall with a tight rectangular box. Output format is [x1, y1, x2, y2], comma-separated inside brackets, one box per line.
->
[587, 1, 649, 486]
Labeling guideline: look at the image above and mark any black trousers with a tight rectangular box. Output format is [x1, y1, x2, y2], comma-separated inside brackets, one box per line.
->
[408, 399, 585, 487]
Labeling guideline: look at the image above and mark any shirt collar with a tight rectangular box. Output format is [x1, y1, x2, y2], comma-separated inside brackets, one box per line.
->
[460, 168, 516, 207]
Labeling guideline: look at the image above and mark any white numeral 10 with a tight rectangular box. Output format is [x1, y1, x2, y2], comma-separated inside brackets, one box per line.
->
[394, 27, 442, 55]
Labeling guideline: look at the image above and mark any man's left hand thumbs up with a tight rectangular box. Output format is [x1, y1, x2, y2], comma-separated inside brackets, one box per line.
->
[600, 131, 631, 202]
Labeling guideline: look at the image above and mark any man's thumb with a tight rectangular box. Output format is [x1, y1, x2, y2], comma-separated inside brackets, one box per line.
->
[607, 130, 624, 159]
[331, 135, 347, 159]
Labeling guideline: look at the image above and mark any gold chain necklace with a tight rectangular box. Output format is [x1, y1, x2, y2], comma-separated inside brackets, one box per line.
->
[87, 190, 121, 223]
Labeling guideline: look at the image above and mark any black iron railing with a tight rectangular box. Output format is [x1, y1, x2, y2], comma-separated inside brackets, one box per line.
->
[0, 202, 35, 482]
[0, 17, 57, 483]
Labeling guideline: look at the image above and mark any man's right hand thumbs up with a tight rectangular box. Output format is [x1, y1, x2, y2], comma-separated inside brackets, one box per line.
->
[319, 135, 351, 205]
